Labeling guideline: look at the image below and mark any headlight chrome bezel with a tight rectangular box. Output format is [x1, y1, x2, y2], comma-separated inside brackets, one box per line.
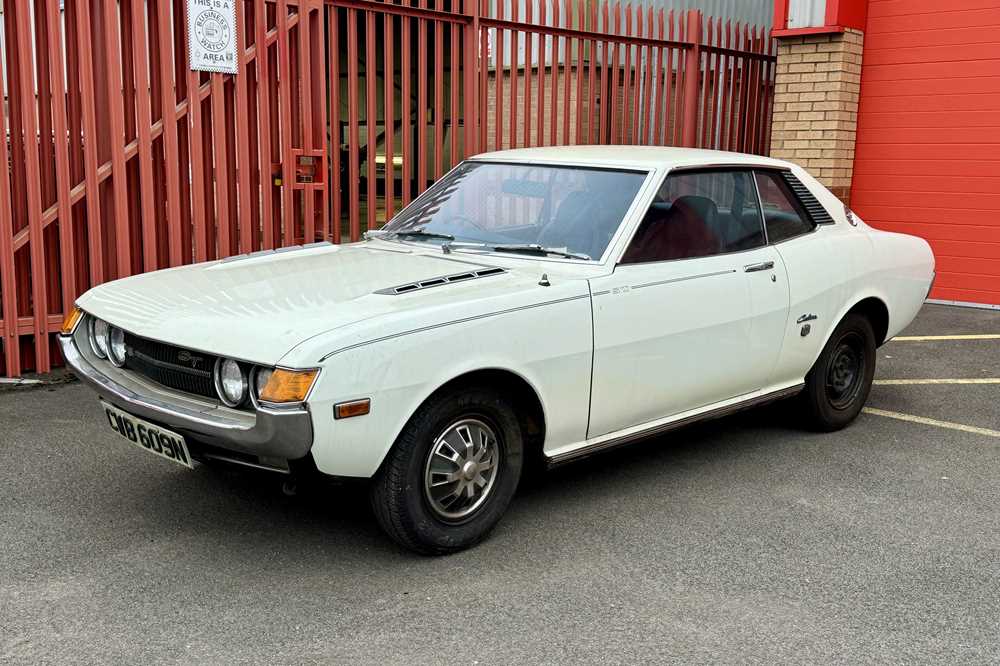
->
[214, 357, 249, 408]
[108, 326, 127, 367]
[89, 317, 110, 359]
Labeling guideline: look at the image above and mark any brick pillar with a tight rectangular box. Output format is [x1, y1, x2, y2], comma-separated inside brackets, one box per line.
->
[769, 29, 863, 204]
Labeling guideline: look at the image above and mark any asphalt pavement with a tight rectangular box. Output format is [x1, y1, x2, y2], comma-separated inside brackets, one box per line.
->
[2, 303, 999, 664]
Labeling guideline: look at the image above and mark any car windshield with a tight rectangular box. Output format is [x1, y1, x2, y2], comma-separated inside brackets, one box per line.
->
[380, 161, 648, 260]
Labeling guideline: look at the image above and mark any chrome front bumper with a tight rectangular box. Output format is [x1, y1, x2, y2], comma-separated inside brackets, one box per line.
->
[59, 335, 314, 460]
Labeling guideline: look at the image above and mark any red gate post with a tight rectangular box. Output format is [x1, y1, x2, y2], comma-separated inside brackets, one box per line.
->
[100, 0, 133, 279]
[12, 1, 50, 372]
[44, 0, 78, 314]
[0, 36, 19, 376]
[463, 0, 481, 157]
[234, 0, 255, 252]
[279, 0, 298, 245]
[681, 9, 702, 147]
[130, 0, 159, 273]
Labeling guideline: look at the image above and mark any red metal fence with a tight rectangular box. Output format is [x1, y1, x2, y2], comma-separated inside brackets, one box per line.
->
[0, 0, 773, 377]
[328, 0, 776, 237]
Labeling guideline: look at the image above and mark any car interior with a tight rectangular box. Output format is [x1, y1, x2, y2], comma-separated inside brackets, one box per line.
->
[622, 170, 768, 264]
[537, 187, 635, 260]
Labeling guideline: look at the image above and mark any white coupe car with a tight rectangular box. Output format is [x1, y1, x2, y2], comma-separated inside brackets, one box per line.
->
[60, 146, 935, 554]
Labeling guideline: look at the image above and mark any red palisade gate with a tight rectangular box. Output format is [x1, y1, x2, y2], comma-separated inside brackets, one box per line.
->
[0, 0, 774, 377]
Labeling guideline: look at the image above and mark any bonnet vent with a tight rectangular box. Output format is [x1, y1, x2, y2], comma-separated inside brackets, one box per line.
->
[781, 172, 835, 225]
[375, 267, 507, 295]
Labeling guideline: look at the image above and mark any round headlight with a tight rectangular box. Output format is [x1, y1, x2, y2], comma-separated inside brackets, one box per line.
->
[90, 318, 110, 359]
[215, 358, 247, 407]
[253, 367, 274, 402]
[108, 327, 126, 367]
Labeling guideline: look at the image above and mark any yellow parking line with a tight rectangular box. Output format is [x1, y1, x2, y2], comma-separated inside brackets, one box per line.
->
[891, 334, 1000, 341]
[874, 378, 1000, 385]
[862, 408, 1000, 438]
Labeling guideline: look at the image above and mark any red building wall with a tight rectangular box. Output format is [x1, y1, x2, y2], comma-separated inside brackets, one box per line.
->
[851, 0, 1000, 306]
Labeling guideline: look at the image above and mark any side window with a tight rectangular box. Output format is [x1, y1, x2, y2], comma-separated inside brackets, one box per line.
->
[754, 171, 815, 243]
[621, 170, 765, 264]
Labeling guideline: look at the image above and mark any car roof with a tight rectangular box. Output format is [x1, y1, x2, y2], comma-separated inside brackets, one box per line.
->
[470, 145, 793, 171]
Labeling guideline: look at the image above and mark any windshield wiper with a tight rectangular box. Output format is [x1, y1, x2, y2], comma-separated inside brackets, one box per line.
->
[391, 228, 455, 242]
[491, 244, 590, 261]
[441, 240, 489, 254]
[365, 227, 455, 242]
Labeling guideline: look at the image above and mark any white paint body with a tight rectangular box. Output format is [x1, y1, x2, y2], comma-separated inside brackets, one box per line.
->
[76, 147, 935, 477]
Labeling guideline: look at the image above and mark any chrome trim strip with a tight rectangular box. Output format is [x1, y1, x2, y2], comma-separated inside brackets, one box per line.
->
[630, 269, 736, 290]
[547, 384, 805, 466]
[750, 168, 770, 246]
[318, 293, 591, 361]
[669, 163, 792, 173]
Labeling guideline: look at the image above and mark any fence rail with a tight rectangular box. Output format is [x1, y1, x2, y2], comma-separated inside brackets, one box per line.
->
[0, 0, 773, 377]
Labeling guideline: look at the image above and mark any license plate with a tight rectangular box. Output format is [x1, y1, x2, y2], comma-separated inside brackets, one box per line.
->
[101, 401, 193, 469]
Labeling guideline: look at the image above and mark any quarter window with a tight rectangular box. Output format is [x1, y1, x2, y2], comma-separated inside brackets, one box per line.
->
[621, 170, 765, 264]
[754, 171, 815, 243]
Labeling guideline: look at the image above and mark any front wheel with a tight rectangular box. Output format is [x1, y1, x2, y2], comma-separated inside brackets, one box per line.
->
[370, 386, 523, 554]
[801, 313, 877, 431]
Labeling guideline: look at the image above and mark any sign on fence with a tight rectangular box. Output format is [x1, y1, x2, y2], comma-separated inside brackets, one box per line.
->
[188, 0, 238, 74]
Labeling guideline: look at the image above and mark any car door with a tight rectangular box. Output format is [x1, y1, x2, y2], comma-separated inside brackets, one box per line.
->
[753, 169, 851, 388]
[587, 168, 788, 439]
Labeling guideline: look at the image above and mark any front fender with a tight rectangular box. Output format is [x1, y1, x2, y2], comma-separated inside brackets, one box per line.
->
[301, 294, 594, 478]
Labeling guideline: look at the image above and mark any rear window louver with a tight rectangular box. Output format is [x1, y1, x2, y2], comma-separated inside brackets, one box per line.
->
[781, 172, 835, 225]
[375, 267, 507, 295]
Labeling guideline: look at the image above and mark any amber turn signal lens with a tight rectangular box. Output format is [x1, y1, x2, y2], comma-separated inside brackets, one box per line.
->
[334, 399, 371, 420]
[258, 368, 319, 404]
[60, 307, 83, 335]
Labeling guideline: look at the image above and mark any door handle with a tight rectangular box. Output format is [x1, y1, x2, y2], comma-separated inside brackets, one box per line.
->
[744, 261, 774, 273]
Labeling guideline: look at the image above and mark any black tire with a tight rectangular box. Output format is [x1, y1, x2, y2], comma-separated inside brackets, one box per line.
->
[370, 385, 523, 555]
[801, 312, 877, 431]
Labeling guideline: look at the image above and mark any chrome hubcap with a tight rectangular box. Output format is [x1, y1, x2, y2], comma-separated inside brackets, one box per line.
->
[423, 418, 500, 521]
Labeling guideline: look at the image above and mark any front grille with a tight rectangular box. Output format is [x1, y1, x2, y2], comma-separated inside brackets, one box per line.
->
[123, 333, 219, 400]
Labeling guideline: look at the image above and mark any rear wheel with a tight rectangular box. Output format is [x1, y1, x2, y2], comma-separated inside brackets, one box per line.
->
[370, 386, 523, 555]
[801, 313, 876, 431]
